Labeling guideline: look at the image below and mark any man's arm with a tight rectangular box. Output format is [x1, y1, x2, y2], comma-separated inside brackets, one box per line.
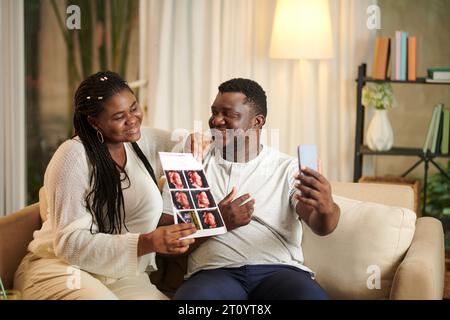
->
[294, 167, 340, 236]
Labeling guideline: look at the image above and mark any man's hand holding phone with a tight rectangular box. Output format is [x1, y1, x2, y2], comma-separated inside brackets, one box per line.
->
[295, 144, 332, 209]
[294, 145, 339, 235]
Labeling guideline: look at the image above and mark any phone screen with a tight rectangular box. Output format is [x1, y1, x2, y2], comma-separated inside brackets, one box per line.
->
[298, 145, 318, 172]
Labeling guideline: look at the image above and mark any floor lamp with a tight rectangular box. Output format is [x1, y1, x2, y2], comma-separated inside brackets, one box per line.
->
[269, 0, 334, 60]
[268, 0, 334, 170]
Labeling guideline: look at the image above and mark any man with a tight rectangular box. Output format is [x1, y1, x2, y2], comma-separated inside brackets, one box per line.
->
[162, 78, 340, 299]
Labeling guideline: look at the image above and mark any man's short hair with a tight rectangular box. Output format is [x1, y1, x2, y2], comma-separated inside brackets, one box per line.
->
[218, 78, 267, 118]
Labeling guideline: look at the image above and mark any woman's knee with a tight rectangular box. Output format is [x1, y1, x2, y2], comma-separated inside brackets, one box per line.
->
[15, 255, 118, 300]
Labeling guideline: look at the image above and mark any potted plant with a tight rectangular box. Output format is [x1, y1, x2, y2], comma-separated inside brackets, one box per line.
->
[362, 83, 397, 151]
[422, 160, 450, 249]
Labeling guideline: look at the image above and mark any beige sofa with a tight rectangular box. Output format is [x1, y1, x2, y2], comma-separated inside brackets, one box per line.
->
[0, 181, 445, 299]
[0, 128, 445, 299]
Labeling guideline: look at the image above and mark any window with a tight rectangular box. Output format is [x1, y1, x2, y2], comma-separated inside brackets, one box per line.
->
[24, 0, 140, 204]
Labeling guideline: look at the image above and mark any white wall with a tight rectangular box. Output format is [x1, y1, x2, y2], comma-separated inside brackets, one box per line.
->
[375, 0, 450, 178]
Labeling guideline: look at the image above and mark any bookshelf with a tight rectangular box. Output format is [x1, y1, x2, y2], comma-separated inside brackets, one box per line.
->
[354, 63, 450, 213]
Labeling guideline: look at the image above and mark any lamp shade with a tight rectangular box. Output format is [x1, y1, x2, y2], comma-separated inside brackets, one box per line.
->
[269, 0, 333, 59]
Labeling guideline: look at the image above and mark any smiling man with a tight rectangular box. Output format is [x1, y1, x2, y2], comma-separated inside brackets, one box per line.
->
[162, 78, 340, 300]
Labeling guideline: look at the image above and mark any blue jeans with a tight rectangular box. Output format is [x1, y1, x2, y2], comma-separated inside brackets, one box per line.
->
[174, 264, 328, 300]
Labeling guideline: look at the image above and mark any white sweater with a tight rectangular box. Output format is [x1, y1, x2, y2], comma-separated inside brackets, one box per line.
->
[28, 128, 171, 279]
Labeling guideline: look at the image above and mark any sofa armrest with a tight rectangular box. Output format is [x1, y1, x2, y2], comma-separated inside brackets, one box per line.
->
[0, 203, 41, 289]
[390, 217, 445, 300]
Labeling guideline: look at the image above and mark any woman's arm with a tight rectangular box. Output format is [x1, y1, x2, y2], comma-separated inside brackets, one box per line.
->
[43, 141, 153, 278]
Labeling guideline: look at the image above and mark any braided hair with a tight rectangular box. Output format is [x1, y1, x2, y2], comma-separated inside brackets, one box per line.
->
[73, 71, 157, 234]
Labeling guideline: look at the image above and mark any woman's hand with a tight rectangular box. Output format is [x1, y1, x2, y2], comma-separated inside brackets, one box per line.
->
[138, 223, 197, 256]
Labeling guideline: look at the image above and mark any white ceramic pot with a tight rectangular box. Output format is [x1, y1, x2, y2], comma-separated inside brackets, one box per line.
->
[366, 109, 394, 151]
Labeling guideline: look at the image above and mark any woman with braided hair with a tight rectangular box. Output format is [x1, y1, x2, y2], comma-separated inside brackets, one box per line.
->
[14, 71, 196, 299]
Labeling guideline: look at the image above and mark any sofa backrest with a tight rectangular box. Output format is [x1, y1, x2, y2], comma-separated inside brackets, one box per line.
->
[302, 182, 417, 299]
[331, 181, 415, 212]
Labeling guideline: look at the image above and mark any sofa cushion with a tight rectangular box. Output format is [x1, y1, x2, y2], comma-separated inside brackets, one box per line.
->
[301, 195, 416, 299]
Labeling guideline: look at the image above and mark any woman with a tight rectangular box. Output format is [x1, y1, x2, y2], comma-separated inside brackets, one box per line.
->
[14, 71, 196, 299]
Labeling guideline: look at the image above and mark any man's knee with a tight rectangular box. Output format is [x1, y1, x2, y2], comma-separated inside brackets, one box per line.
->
[174, 281, 222, 300]
[251, 267, 329, 300]
[174, 269, 247, 300]
[288, 283, 329, 300]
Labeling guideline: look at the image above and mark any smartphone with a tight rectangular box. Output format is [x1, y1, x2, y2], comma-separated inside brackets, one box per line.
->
[298, 145, 318, 172]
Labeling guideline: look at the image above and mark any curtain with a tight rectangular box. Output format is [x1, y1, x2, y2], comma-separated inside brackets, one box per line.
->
[0, 0, 25, 215]
[139, 0, 374, 181]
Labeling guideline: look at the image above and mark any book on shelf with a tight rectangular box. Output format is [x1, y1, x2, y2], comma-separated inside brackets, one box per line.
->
[400, 32, 408, 81]
[442, 108, 450, 154]
[427, 67, 450, 79]
[423, 104, 441, 153]
[427, 67, 450, 83]
[433, 72, 450, 80]
[423, 104, 450, 155]
[372, 37, 390, 80]
[371, 37, 381, 79]
[372, 31, 417, 81]
[394, 31, 402, 80]
[431, 104, 444, 154]
[425, 78, 450, 83]
[434, 109, 444, 153]
[407, 36, 416, 81]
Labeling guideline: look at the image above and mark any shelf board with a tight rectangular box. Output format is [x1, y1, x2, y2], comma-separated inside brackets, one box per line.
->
[355, 77, 450, 85]
[358, 146, 450, 158]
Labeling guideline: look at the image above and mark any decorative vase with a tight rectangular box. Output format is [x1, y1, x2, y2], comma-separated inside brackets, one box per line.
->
[366, 109, 394, 151]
